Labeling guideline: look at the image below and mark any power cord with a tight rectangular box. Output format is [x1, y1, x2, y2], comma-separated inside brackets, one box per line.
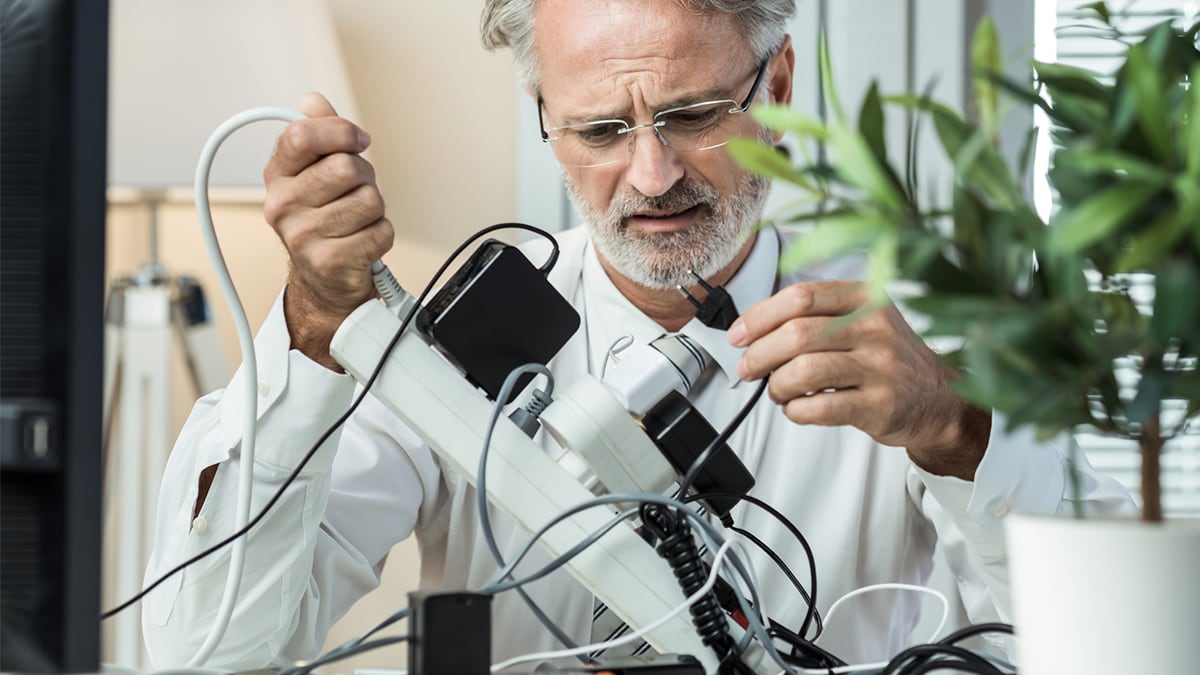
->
[686, 491, 822, 642]
[473, 363, 590, 661]
[678, 269, 740, 331]
[101, 105, 563, 664]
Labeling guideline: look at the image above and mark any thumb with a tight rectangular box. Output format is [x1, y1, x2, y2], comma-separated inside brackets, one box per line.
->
[299, 92, 338, 119]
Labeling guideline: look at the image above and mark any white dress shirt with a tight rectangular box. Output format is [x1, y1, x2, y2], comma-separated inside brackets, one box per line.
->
[143, 225, 1134, 670]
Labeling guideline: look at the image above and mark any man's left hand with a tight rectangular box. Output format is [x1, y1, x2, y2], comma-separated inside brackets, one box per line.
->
[728, 280, 990, 481]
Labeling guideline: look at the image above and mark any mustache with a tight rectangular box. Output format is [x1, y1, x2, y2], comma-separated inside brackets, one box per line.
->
[612, 179, 720, 219]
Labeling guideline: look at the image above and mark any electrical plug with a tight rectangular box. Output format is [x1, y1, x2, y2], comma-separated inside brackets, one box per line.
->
[677, 270, 739, 331]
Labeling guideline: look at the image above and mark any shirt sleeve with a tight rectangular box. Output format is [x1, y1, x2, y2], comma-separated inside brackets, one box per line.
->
[142, 292, 437, 669]
[910, 412, 1136, 624]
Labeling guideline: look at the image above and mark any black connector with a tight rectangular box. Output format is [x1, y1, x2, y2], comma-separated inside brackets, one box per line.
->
[641, 391, 754, 526]
[418, 240, 580, 403]
[677, 271, 739, 331]
[408, 590, 492, 675]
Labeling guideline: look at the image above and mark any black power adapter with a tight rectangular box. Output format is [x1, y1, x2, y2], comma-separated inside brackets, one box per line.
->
[408, 590, 492, 675]
[641, 391, 755, 524]
[418, 239, 580, 402]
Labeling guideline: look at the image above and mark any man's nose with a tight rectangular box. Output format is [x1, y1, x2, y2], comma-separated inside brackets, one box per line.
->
[622, 127, 684, 198]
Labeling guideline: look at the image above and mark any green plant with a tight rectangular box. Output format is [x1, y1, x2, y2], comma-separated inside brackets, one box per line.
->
[729, 5, 1200, 522]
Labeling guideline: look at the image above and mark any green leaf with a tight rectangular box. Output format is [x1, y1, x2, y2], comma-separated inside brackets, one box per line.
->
[1047, 90, 1110, 134]
[1114, 204, 1191, 272]
[865, 231, 898, 299]
[1188, 64, 1200, 176]
[1124, 43, 1172, 163]
[818, 29, 845, 123]
[1077, 1, 1111, 25]
[1048, 182, 1159, 253]
[859, 81, 887, 165]
[726, 137, 818, 191]
[972, 17, 1002, 139]
[778, 211, 886, 271]
[1052, 149, 1174, 185]
[751, 105, 828, 140]
[952, 184, 986, 264]
[1016, 124, 1039, 183]
[1035, 61, 1108, 101]
[885, 94, 1021, 208]
[826, 124, 907, 212]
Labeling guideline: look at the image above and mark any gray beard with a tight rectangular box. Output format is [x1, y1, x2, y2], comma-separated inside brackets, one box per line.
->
[564, 170, 771, 290]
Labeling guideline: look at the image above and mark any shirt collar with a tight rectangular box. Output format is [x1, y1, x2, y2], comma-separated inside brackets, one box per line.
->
[580, 228, 779, 389]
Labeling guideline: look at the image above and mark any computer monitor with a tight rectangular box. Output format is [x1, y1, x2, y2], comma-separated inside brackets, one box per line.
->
[0, 0, 108, 670]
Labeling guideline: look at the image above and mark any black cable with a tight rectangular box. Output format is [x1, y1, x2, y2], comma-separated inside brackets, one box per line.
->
[677, 376, 769, 499]
[640, 502, 740, 671]
[883, 623, 1017, 675]
[882, 644, 1006, 675]
[730, 526, 819, 632]
[935, 622, 1013, 646]
[685, 491, 822, 641]
[102, 223, 560, 620]
[901, 661, 1007, 675]
[767, 624, 844, 670]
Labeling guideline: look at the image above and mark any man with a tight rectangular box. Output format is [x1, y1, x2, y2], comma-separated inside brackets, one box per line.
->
[144, 0, 1131, 669]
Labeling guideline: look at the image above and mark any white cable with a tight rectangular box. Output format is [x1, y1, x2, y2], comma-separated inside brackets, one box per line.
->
[823, 582, 949, 646]
[783, 582, 953, 675]
[488, 539, 747, 673]
[186, 106, 305, 667]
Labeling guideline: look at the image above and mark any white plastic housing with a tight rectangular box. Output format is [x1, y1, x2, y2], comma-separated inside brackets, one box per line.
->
[329, 300, 723, 672]
[539, 374, 676, 506]
[603, 335, 710, 416]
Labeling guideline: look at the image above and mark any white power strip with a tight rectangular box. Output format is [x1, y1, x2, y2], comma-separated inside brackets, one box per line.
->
[330, 300, 735, 674]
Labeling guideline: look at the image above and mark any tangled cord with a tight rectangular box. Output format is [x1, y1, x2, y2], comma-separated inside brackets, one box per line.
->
[639, 503, 749, 673]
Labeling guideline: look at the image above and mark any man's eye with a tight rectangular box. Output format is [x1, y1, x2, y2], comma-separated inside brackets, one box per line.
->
[663, 107, 725, 131]
[570, 123, 624, 146]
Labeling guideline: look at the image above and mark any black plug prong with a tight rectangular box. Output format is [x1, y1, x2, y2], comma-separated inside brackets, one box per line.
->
[687, 269, 716, 293]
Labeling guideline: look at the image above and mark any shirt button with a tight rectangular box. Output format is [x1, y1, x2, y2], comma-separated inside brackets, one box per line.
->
[192, 516, 209, 533]
[258, 380, 270, 398]
[991, 503, 1010, 519]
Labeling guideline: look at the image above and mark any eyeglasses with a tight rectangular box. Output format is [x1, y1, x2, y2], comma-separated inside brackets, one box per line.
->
[537, 56, 771, 169]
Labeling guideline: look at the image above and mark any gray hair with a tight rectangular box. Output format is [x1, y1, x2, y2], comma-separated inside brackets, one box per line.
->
[480, 0, 795, 90]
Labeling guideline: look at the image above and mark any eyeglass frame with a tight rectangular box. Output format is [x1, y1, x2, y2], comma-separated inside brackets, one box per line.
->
[535, 54, 773, 160]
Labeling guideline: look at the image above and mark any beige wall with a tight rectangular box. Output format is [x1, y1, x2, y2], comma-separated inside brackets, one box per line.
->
[105, 2, 518, 669]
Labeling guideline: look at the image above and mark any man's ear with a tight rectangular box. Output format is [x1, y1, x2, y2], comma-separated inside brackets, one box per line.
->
[767, 34, 795, 143]
[770, 34, 795, 106]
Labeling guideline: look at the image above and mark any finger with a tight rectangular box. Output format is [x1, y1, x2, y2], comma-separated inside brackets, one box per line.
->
[309, 184, 387, 240]
[265, 116, 370, 181]
[765, 351, 863, 405]
[299, 91, 338, 118]
[269, 152, 378, 213]
[738, 315, 856, 380]
[779, 388, 866, 429]
[729, 281, 868, 347]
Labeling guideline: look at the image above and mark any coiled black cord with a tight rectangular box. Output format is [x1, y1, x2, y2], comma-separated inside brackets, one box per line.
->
[639, 503, 739, 671]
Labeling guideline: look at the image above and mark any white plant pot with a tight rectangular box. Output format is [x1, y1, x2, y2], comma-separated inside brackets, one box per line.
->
[1006, 514, 1200, 674]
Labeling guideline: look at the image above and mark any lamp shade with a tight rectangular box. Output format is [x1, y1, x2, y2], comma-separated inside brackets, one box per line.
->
[107, 0, 359, 189]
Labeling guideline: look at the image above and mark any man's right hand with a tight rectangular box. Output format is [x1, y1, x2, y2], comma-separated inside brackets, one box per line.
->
[263, 92, 394, 370]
